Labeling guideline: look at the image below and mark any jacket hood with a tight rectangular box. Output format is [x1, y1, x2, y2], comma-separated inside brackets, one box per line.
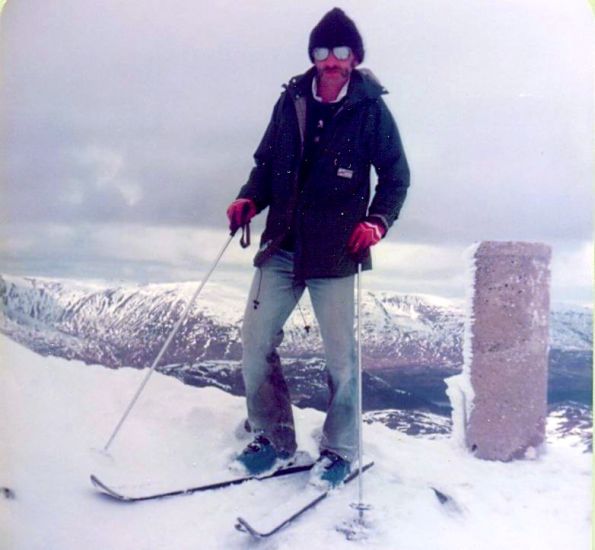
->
[284, 67, 387, 105]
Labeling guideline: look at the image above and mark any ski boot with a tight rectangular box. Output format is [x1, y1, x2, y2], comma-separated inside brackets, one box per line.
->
[309, 449, 351, 489]
[231, 434, 293, 476]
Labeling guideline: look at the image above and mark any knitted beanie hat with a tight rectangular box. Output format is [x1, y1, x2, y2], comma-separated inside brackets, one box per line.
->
[308, 8, 364, 63]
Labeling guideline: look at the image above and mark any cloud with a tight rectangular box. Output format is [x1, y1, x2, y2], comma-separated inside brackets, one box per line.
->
[1, 1, 592, 234]
[0, 222, 591, 305]
[69, 145, 142, 207]
[549, 240, 594, 304]
[0, 0, 592, 302]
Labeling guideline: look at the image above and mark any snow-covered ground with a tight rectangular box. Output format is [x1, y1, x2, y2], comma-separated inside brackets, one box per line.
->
[0, 334, 591, 550]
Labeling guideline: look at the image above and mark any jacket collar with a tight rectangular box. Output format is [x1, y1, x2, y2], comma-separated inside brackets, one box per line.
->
[284, 66, 387, 106]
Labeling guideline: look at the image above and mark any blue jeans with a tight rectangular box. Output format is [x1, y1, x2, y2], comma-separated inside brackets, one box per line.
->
[241, 250, 357, 461]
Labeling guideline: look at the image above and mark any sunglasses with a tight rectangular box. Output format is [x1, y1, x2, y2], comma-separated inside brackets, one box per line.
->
[312, 46, 352, 62]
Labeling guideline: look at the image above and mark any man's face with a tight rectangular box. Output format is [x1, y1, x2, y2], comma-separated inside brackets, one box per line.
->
[314, 47, 358, 86]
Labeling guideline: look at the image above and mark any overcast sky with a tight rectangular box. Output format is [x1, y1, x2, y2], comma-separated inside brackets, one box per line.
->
[0, 0, 593, 304]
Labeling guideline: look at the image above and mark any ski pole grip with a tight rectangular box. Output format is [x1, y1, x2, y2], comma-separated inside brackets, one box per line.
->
[239, 223, 250, 248]
[229, 201, 252, 247]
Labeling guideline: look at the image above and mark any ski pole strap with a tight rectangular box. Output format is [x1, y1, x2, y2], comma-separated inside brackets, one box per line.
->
[239, 223, 251, 248]
[229, 222, 250, 248]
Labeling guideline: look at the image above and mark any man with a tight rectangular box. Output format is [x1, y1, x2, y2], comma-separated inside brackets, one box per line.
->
[226, 8, 409, 488]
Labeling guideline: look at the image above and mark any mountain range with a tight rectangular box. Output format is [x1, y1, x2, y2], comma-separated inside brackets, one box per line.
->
[0, 274, 591, 449]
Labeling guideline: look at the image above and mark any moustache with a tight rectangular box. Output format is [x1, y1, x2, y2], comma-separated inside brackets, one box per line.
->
[323, 67, 348, 76]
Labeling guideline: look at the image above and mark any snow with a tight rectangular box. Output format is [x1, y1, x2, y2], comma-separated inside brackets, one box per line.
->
[0, 334, 591, 550]
[445, 243, 479, 447]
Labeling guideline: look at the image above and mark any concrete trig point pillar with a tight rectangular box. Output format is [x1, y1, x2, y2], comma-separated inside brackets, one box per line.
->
[463, 241, 552, 461]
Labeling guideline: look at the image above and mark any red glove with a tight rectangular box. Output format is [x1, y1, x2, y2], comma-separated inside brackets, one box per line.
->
[347, 220, 385, 256]
[227, 198, 256, 232]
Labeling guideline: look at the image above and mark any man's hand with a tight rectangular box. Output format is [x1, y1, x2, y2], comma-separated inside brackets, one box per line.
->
[227, 198, 257, 233]
[347, 219, 385, 256]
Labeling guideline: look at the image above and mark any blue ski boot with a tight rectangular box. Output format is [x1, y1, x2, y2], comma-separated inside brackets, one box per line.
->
[232, 435, 293, 476]
[309, 450, 351, 489]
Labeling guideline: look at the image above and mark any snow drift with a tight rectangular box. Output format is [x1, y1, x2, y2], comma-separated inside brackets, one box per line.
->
[0, 334, 591, 549]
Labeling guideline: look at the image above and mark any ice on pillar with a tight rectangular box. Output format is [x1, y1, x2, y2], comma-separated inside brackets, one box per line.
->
[450, 241, 552, 461]
[445, 242, 479, 449]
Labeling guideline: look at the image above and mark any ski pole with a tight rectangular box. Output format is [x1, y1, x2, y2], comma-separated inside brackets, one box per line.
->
[356, 262, 364, 519]
[102, 227, 243, 453]
[352, 261, 371, 525]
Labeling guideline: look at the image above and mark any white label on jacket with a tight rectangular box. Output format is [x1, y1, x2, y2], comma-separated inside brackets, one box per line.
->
[337, 168, 354, 179]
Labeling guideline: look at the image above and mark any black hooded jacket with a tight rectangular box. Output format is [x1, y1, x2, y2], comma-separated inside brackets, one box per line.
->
[237, 67, 410, 279]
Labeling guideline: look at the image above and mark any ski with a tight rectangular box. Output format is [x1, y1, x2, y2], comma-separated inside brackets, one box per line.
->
[235, 461, 375, 539]
[90, 462, 314, 502]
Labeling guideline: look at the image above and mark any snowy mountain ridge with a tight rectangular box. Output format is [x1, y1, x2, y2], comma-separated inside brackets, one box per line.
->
[1, 274, 591, 364]
[0, 275, 592, 418]
[0, 275, 591, 451]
